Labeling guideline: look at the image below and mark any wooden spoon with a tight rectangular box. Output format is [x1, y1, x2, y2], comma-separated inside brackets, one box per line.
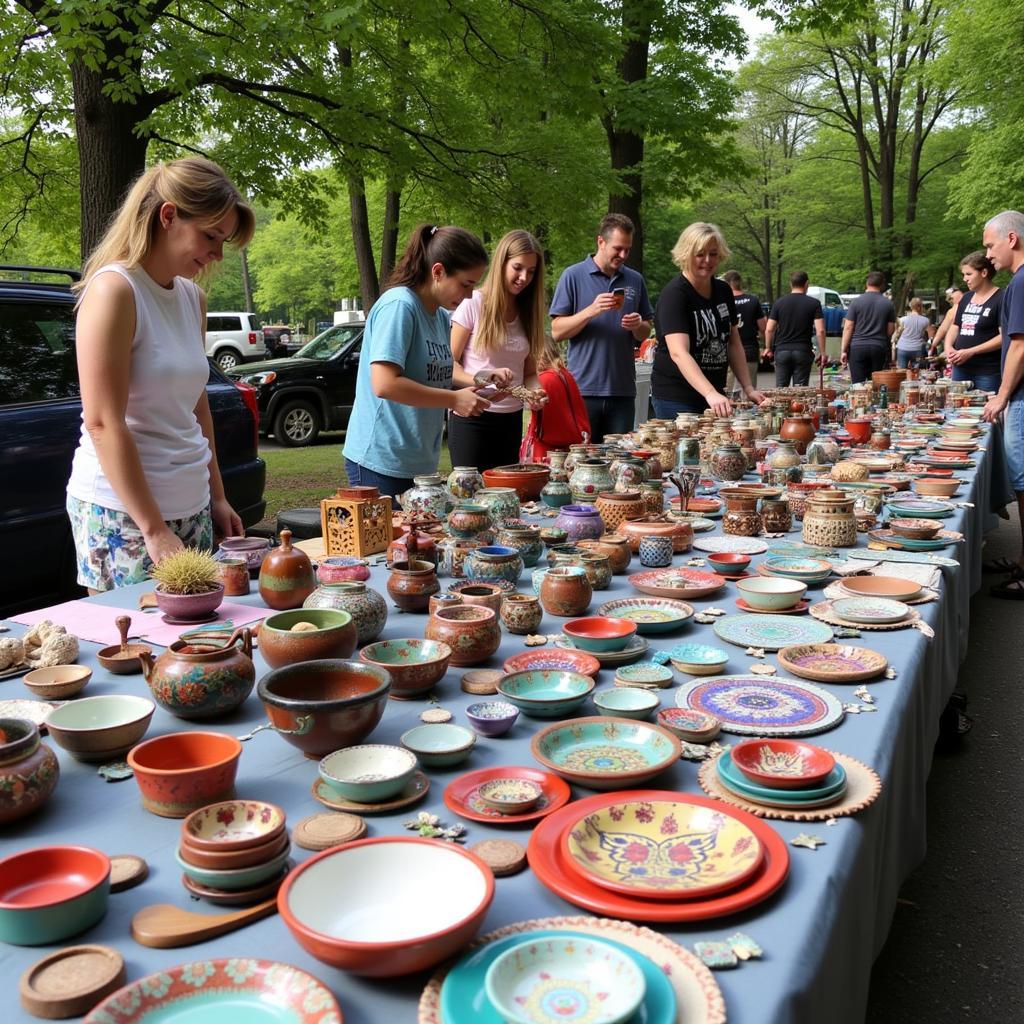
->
[131, 896, 278, 948]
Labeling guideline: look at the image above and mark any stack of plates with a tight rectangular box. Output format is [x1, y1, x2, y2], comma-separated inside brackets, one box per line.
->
[758, 555, 833, 585]
[715, 744, 848, 810]
[885, 498, 956, 519]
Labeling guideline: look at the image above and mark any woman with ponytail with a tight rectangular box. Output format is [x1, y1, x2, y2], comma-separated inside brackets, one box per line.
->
[343, 224, 490, 498]
[66, 156, 255, 592]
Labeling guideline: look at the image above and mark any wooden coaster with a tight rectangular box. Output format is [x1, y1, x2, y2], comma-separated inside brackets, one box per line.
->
[461, 669, 502, 695]
[20, 945, 126, 1019]
[470, 839, 527, 877]
[108, 854, 148, 893]
[420, 708, 452, 724]
[294, 812, 367, 851]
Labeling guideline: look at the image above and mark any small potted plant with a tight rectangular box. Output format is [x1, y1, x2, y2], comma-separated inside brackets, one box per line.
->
[150, 549, 224, 622]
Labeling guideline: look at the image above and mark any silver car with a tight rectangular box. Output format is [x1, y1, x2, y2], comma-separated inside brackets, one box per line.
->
[205, 311, 265, 371]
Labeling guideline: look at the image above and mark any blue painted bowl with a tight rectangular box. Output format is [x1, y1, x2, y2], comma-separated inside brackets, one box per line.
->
[656, 643, 730, 676]
[400, 724, 476, 767]
[593, 687, 660, 720]
[465, 701, 520, 737]
[497, 670, 595, 718]
[175, 845, 291, 891]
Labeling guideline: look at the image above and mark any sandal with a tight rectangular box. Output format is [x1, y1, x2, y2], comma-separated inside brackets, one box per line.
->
[989, 575, 1024, 599]
[981, 556, 1021, 574]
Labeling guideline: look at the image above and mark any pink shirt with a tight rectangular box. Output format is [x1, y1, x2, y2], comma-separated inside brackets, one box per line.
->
[451, 291, 530, 413]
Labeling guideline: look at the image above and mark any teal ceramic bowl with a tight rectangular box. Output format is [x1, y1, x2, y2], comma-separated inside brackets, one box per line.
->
[562, 616, 637, 653]
[400, 723, 476, 767]
[175, 845, 291, 891]
[497, 670, 596, 718]
[0, 846, 110, 945]
[358, 637, 452, 698]
[593, 687, 660, 720]
[44, 694, 155, 762]
[318, 744, 418, 803]
[658, 643, 729, 676]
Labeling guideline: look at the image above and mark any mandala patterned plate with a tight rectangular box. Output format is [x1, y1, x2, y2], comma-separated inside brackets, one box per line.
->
[562, 798, 763, 900]
[712, 613, 834, 651]
[692, 536, 769, 555]
[597, 597, 695, 634]
[627, 568, 725, 600]
[829, 596, 909, 624]
[675, 675, 845, 737]
[776, 643, 888, 683]
[503, 649, 601, 678]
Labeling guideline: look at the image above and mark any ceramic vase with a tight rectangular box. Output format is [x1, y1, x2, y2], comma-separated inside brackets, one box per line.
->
[634, 448, 664, 481]
[780, 415, 816, 455]
[640, 480, 665, 517]
[578, 535, 632, 574]
[569, 458, 614, 502]
[474, 487, 521, 527]
[303, 581, 388, 645]
[802, 492, 857, 547]
[447, 503, 493, 541]
[258, 530, 316, 610]
[638, 535, 674, 567]
[676, 436, 701, 467]
[0, 718, 58, 824]
[805, 437, 840, 466]
[495, 523, 544, 568]
[539, 565, 592, 617]
[217, 558, 250, 597]
[553, 504, 605, 543]
[447, 466, 485, 501]
[398, 474, 453, 518]
[425, 605, 501, 666]
[500, 594, 543, 635]
[466, 545, 524, 586]
[768, 439, 803, 472]
[540, 477, 573, 508]
[709, 442, 747, 482]
[579, 552, 613, 590]
[547, 450, 569, 474]
[594, 491, 647, 532]
[387, 559, 440, 612]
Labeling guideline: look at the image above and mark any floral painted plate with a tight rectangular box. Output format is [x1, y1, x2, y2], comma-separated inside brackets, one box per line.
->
[562, 797, 763, 900]
[628, 568, 726, 601]
[676, 675, 845, 737]
[597, 597, 695, 634]
[712, 614, 834, 651]
[84, 959, 341, 1023]
[692, 536, 769, 555]
[503, 649, 601, 678]
[776, 643, 888, 683]
[444, 766, 571, 825]
[830, 597, 910, 624]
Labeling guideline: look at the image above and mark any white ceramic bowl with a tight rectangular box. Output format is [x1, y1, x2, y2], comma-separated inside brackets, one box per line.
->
[400, 724, 476, 767]
[318, 745, 417, 803]
[736, 576, 807, 610]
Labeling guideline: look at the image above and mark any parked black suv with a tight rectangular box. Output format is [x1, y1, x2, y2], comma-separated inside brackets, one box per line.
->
[227, 321, 364, 446]
[0, 266, 268, 617]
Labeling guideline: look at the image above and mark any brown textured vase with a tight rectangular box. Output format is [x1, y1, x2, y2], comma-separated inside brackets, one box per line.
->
[595, 492, 647, 532]
[258, 530, 316, 610]
[386, 559, 440, 612]
[578, 535, 632, 574]
[539, 565, 593, 617]
[425, 605, 501, 666]
[617, 517, 693, 554]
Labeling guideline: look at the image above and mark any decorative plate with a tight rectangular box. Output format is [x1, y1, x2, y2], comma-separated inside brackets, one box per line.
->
[444, 767, 571, 825]
[776, 643, 888, 683]
[830, 596, 910, 624]
[715, 769, 847, 809]
[761, 556, 832, 577]
[627, 568, 725, 600]
[615, 662, 675, 688]
[757, 564, 831, 586]
[562, 798, 763, 900]
[676, 675, 845, 737]
[503, 649, 601, 678]
[833, 576, 925, 602]
[869, 529, 957, 551]
[659, 643, 730, 673]
[913, 456, 974, 469]
[0, 698, 59, 729]
[84, 959, 341, 1023]
[597, 597, 695, 633]
[735, 597, 810, 615]
[847, 548, 959, 567]
[693, 536, 769, 555]
[311, 771, 429, 814]
[525, 790, 790, 923]
[717, 752, 847, 803]
[556, 634, 650, 666]
[712, 614, 834, 651]
[419, 915, 726, 1024]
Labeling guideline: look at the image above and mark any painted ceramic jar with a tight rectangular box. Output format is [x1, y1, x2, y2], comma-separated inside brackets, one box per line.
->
[217, 558, 250, 597]
[760, 498, 792, 533]
[569, 458, 614, 502]
[617, 517, 693, 554]
[139, 629, 256, 720]
[447, 581, 505, 614]
[805, 436, 840, 466]
[539, 565, 593, 617]
[447, 503, 493, 541]
[425, 605, 501, 666]
[722, 502, 763, 537]
[398, 474, 453, 518]
[610, 455, 647, 492]
[540, 477, 573, 508]
[639, 535, 674, 567]
[0, 717, 58, 824]
[709, 442, 747, 482]
[553, 504, 605, 543]
[579, 552, 613, 590]
[780, 415, 816, 454]
[316, 556, 371, 584]
[640, 480, 664, 516]
[768, 439, 803, 471]
[634, 448, 664, 481]
[466, 545, 524, 586]
[871, 430, 891, 451]
[578, 535, 632, 574]
[304, 581, 388, 645]
[387, 559, 440, 612]
[495, 522, 543, 568]
[217, 536, 272, 576]
[594, 491, 647, 532]
[447, 466, 485, 501]
[676, 436, 701, 467]
[474, 487, 521, 527]
[547, 450, 569, 474]
[258, 530, 316, 610]
[500, 594, 543, 635]
[434, 536, 480, 579]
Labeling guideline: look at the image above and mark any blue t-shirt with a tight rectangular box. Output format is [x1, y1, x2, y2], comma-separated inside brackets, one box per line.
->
[1001, 267, 1024, 402]
[342, 287, 453, 478]
[549, 256, 654, 398]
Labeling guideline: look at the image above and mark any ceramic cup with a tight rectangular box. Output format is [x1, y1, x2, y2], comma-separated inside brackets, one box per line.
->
[638, 535, 673, 568]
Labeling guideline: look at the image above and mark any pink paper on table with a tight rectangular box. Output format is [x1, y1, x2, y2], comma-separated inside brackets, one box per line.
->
[11, 600, 267, 648]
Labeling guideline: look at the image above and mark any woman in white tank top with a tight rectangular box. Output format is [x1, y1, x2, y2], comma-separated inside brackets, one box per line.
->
[66, 157, 256, 592]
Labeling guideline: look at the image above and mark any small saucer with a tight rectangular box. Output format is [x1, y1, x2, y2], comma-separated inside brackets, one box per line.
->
[735, 597, 810, 615]
[311, 771, 430, 814]
[181, 865, 290, 906]
[161, 610, 220, 625]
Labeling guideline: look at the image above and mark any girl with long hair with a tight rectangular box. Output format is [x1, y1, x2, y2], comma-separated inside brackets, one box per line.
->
[66, 156, 255, 591]
[448, 229, 548, 471]
[945, 251, 1003, 393]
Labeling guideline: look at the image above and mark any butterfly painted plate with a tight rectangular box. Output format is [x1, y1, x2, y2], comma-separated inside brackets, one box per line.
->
[444, 766, 571, 825]
[561, 797, 763, 900]
[693, 536, 769, 555]
[713, 614, 834, 651]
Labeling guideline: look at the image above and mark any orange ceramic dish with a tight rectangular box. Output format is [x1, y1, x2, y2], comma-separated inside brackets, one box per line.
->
[730, 738, 836, 790]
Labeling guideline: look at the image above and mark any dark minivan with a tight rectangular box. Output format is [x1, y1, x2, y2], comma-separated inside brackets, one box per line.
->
[0, 267, 267, 617]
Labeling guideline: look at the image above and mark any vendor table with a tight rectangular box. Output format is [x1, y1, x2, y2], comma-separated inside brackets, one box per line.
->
[0, 433, 1001, 1024]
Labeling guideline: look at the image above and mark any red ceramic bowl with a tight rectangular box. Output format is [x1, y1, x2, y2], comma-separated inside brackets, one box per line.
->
[844, 418, 873, 444]
[278, 837, 494, 976]
[707, 551, 752, 574]
[730, 738, 835, 790]
[127, 732, 243, 818]
[562, 616, 638, 653]
[482, 464, 550, 500]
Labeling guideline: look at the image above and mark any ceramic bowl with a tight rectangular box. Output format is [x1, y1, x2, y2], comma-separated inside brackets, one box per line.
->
[497, 670, 596, 718]
[22, 664, 91, 700]
[707, 551, 752, 575]
[45, 694, 155, 762]
[889, 517, 943, 540]
[539, 527, 569, 548]
[730, 738, 836, 790]
[663, 643, 730, 675]
[358, 638, 452, 699]
[656, 707, 721, 743]
[502, 649, 601, 678]
[476, 777, 543, 814]
[736, 576, 807, 611]
[445, 581, 505, 613]
[594, 598, 694, 634]
[259, 609, 358, 669]
[760, 556, 832, 581]
[0, 845, 110, 945]
[155, 584, 225, 622]
[912, 478, 961, 498]
[175, 845, 291, 891]
[127, 731, 242, 818]
[562, 616, 638, 653]
[277, 837, 495, 976]
[838, 575, 922, 602]
[318, 745, 418, 803]
[593, 687, 660, 720]
[613, 662, 674, 688]
[465, 700, 520, 737]
[485, 936, 645, 1024]
[256, 660, 391, 759]
[400, 724, 476, 768]
[482, 464, 550, 500]
[530, 717, 682, 790]
[178, 830, 290, 871]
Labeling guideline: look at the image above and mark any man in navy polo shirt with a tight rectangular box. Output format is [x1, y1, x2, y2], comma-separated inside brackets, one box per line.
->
[550, 213, 654, 441]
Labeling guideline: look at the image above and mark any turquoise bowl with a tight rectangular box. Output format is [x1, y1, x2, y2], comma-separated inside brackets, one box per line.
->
[318, 744, 417, 803]
[175, 845, 291, 891]
[717, 751, 847, 802]
[656, 643, 729, 676]
[497, 670, 595, 718]
[400, 724, 476, 767]
[0, 846, 110, 945]
[593, 687, 660, 720]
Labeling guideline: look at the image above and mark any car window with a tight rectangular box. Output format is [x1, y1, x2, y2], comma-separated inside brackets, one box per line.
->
[0, 299, 78, 403]
[246, 314, 261, 331]
[297, 325, 362, 359]
[207, 315, 241, 332]
[824, 292, 843, 308]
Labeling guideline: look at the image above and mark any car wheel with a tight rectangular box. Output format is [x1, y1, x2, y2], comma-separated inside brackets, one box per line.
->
[216, 350, 241, 371]
[274, 399, 321, 447]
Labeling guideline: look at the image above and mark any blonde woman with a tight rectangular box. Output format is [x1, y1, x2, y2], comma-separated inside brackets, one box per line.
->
[66, 157, 255, 592]
[651, 222, 766, 417]
[448, 229, 548, 470]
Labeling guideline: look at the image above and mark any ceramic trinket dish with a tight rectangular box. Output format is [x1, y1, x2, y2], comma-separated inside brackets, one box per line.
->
[659, 643, 730, 675]
[498, 670, 596, 718]
[593, 687, 659, 719]
[730, 738, 836, 790]
[258, 529, 317, 610]
[465, 700, 520, 737]
[400, 723, 476, 767]
[44, 694, 155, 762]
[613, 662, 674, 688]
[358, 637, 452, 699]
[656, 707, 721, 743]
[319, 744, 418, 802]
[476, 777, 543, 814]
[0, 718, 59, 824]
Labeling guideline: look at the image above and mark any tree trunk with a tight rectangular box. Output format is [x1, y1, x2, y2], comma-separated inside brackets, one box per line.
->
[240, 249, 254, 312]
[347, 175, 379, 312]
[380, 185, 401, 286]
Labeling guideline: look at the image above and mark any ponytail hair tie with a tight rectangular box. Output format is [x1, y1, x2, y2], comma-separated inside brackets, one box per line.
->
[430, 225, 438, 236]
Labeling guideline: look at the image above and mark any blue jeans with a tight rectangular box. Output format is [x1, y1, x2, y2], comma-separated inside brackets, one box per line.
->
[952, 365, 1000, 393]
[896, 350, 923, 369]
[581, 396, 636, 442]
[652, 396, 706, 418]
[344, 458, 415, 501]
[1004, 399, 1024, 491]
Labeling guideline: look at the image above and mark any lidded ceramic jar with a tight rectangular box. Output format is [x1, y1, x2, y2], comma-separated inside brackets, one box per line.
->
[569, 458, 614, 502]
[595, 491, 647, 532]
[466, 545, 524, 586]
[0, 717, 58, 824]
[553, 504, 605, 543]
[474, 487, 521, 527]
[802, 490, 857, 547]
[447, 503, 493, 541]
[258, 530, 316, 610]
[398, 474, 453, 518]
[387, 559, 440, 612]
[709, 442, 747, 482]
[447, 466, 485, 501]
[578, 535, 632, 574]
[539, 565, 592, 617]
[425, 605, 501, 666]
[304, 580, 388, 645]
[500, 594, 543, 635]
[495, 522, 544, 568]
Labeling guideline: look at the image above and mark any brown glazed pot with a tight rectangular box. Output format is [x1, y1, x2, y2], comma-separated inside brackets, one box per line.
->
[499, 594, 544, 635]
[387, 559, 440, 612]
[578, 535, 632, 574]
[0, 717, 59, 824]
[594, 492, 647, 532]
[445, 582, 504, 614]
[258, 609, 358, 669]
[425, 605, 501, 666]
[780, 415, 816, 455]
[539, 565, 593, 617]
[258, 530, 316, 610]
[617, 517, 693, 554]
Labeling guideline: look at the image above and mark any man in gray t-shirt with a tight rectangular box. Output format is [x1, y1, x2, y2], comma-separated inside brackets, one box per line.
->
[841, 271, 897, 383]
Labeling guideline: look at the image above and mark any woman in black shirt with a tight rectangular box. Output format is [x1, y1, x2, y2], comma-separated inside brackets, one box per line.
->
[652, 222, 767, 417]
[946, 251, 1003, 393]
